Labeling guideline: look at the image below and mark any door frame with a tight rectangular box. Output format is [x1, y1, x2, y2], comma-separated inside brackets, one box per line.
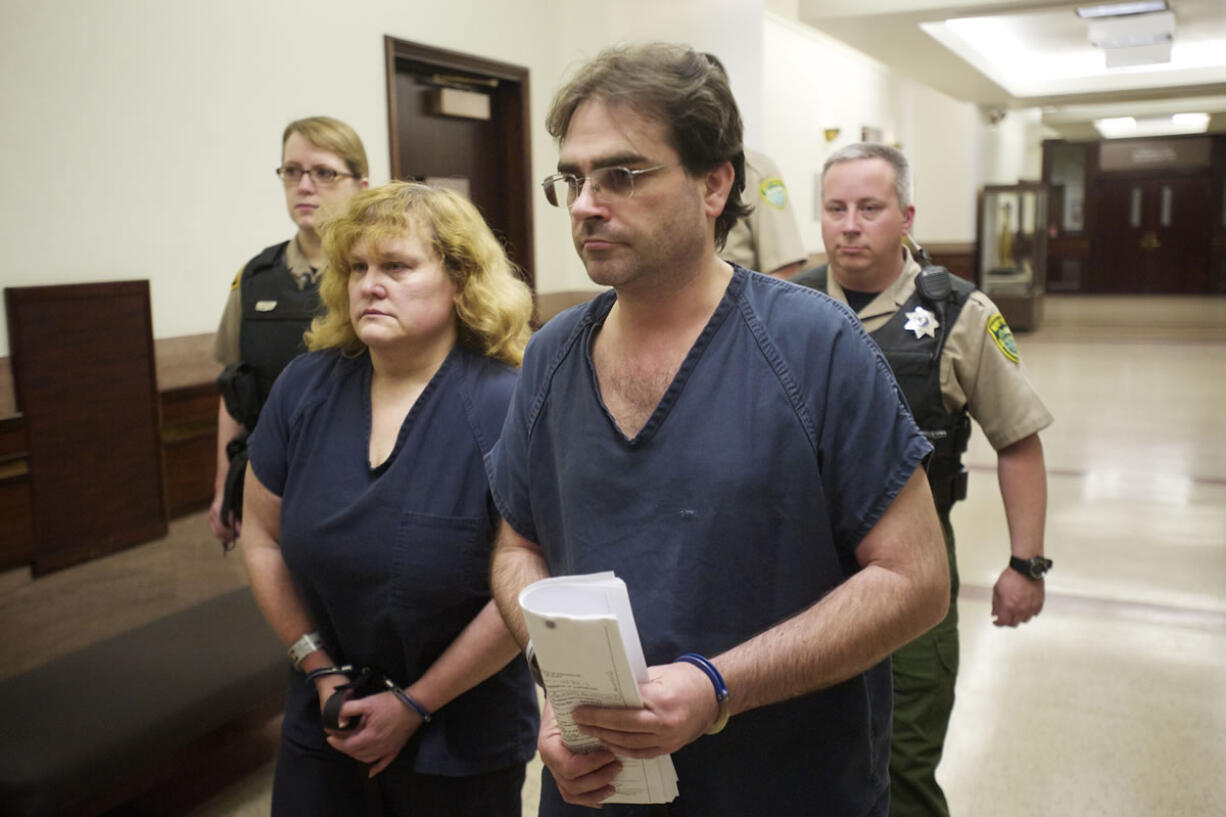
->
[384, 37, 535, 287]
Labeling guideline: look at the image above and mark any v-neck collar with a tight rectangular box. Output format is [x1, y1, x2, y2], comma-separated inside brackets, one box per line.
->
[362, 346, 457, 474]
[582, 268, 746, 447]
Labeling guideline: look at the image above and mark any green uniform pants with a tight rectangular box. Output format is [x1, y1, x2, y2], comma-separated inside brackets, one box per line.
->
[890, 514, 959, 817]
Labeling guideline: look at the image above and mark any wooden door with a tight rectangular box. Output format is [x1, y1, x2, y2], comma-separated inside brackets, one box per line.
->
[1089, 176, 1212, 293]
[385, 38, 534, 287]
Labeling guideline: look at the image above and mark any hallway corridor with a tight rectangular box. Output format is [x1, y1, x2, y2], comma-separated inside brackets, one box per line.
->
[942, 295, 1226, 815]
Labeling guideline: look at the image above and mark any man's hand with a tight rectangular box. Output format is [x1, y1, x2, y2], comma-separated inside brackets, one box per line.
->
[572, 661, 717, 759]
[992, 567, 1045, 627]
[539, 699, 621, 807]
[325, 692, 422, 776]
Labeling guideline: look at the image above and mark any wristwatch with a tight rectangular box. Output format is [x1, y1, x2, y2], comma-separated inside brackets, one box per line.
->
[288, 631, 324, 670]
[1009, 555, 1053, 580]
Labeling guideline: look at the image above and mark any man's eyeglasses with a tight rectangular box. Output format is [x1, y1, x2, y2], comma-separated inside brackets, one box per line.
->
[276, 165, 357, 186]
[541, 165, 672, 208]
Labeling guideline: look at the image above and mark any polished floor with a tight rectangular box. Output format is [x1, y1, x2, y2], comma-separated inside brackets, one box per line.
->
[1, 294, 1223, 816]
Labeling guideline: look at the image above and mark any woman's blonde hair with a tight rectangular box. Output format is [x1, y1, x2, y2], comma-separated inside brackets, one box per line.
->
[306, 182, 533, 366]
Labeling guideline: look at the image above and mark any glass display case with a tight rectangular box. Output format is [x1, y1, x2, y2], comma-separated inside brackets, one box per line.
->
[977, 182, 1049, 331]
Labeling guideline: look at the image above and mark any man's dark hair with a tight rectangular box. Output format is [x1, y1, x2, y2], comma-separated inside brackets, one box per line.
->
[545, 43, 749, 249]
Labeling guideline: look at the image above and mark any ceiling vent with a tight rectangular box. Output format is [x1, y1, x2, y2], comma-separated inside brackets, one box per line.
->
[1085, 7, 1174, 67]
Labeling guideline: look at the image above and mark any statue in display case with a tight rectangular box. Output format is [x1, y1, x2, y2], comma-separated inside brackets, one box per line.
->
[977, 183, 1049, 331]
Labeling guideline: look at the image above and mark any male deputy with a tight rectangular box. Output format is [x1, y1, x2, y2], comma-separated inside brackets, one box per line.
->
[721, 147, 807, 279]
[704, 54, 807, 279]
[793, 143, 1053, 817]
[489, 44, 949, 816]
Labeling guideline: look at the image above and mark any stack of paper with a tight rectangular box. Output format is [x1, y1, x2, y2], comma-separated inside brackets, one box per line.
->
[519, 572, 679, 804]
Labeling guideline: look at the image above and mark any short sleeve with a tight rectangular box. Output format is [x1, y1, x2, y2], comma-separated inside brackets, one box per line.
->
[211, 267, 244, 366]
[744, 153, 806, 276]
[245, 355, 301, 497]
[487, 335, 546, 545]
[943, 292, 1053, 450]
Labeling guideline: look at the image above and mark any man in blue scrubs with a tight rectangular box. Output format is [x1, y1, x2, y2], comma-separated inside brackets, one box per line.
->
[490, 43, 950, 816]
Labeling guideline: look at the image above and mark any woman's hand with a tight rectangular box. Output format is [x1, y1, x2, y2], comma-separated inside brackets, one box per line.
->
[208, 489, 240, 541]
[325, 691, 424, 776]
[538, 698, 621, 807]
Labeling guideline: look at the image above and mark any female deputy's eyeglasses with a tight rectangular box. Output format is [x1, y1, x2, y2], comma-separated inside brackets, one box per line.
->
[275, 165, 358, 186]
[540, 165, 673, 208]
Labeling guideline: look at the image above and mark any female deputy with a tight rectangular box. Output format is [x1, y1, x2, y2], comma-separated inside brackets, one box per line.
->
[210, 116, 370, 545]
[241, 182, 539, 815]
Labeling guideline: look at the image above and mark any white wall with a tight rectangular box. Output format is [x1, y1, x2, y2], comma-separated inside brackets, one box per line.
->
[0, 0, 573, 357]
[760, 13, 1036, 254]
[0, 1, 1038, 357]
[0, 0, 765, 356]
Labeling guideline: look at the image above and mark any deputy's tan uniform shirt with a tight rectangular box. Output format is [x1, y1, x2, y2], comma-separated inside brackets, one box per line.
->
[211, 237, 316, 367]
[826, 248, 1052, 451]
[722, 148, 806, 275]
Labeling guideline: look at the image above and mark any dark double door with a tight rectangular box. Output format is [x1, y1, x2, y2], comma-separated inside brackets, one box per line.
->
[1089, 176, 1212, 294]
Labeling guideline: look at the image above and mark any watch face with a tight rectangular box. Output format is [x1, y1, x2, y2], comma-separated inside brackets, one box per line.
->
[1029, 558, 1051, 578]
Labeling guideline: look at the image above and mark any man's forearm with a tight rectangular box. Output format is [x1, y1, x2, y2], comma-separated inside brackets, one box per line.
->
[714, 562, 945, 715]
[490, 519, 551, 647]
[713, 468, 948, 716]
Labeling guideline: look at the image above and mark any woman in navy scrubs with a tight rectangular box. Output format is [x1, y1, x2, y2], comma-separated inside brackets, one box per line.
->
[241, 182, 539, 815]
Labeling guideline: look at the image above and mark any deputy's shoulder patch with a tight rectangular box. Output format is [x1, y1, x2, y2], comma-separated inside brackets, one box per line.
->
[758, 176, 789, 210]
[229, 271, 241, 291]
[986, 313, 1019, 363]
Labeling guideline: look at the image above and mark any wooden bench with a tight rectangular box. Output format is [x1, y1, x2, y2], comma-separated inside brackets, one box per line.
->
[0, 588, 286, 817]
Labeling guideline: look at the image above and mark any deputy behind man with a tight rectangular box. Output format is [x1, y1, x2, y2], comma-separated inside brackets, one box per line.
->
[208, 116, 369, 545]
[489, 43, 949, 816]
[793, 143, 1053, 817]
[721, 148, 807, 279]
[705, 54, 806, 279]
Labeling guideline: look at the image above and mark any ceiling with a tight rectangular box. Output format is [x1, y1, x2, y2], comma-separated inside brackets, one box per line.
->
[796, 0, 1226, 140]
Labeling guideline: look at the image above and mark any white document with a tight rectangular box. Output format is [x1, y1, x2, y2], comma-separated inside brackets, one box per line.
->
[519, 572, 679, 804]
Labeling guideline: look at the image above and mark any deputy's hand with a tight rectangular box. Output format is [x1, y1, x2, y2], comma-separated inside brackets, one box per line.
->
[539, 699, 621, 808]
[572, 661, 717, 759]
[992, 567, 1045, 627]
[326, 691, 421, 776]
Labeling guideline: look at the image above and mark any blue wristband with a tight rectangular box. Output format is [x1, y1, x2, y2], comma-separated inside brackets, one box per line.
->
[384, 678, 432, 723]
[676, 653, 731, 734]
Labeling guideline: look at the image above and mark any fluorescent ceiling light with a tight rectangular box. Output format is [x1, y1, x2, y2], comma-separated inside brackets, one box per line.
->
[1094, 113, 1210, 138]
[921, 7, 1226, 98]
[1076, 1, 1168, 19]
[1095, 116, 1136, 137]
[1171, 112, 1210, 128]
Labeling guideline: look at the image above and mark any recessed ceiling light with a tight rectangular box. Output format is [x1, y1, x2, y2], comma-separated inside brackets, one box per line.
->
[1077, 1, 1168, 19]
[1096, 116, 1137, 133]
[1094, 113, 1211, 138]
[1171, 113, 1210, 128]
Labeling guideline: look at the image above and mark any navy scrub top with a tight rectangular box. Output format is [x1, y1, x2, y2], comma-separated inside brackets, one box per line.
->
[249, 344, 538, 776]
[490, 266, 930, 816]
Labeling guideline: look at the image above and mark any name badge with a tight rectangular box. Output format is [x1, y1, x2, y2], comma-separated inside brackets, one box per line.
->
[255, 300, 278, 312]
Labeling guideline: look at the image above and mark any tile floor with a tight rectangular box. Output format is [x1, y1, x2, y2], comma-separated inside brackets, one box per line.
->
[2, 294, 1223, 816]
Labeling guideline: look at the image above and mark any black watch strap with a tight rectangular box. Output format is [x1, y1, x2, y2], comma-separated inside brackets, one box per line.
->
[1009, 555, 1052, 580]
